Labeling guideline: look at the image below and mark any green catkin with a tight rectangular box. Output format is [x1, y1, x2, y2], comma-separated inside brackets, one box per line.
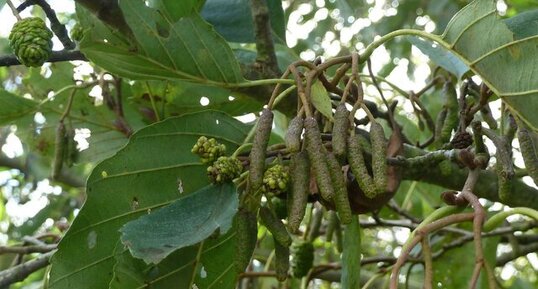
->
[325, 152, 352, 224]
[259, 206, 292, 247]
[518, 124, 538, 185]
[64, 128, 78, 167]
[287, 151, 310, 233]
[325, 211, 338, 242]
[233, 208, 258, 273]
[435, 108, 448, 144]
[290, 241, 314, 278]
[370, 121, 388, 195]
[304, 117, 335, 201]
[273, 238, 290, 282]
[497, 163, 513, 202]
[52, 122, 67, 180]
[439, 81, 459, 144]
[347, 134, 377, 198]
[246, 109, 274, 207]
[285, 116, 304, 152]
[332, 103, 349, 160]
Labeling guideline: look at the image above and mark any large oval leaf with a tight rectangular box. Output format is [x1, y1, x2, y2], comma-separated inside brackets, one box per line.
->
[77, 1, 245, 84]
[120, 183, 237, 264]
[440, 0, 538, 131]
[48, 111, 249, 289]
[110, 230, 237, 289]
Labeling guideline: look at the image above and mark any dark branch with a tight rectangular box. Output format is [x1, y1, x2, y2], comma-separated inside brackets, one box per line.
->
[0, 244, 57, 255]
[400, 144, 538, 210]
[18, 0, 76, 49]
[496, 243, 538, 266]
[0, 50, 87, 67]
[0, 251, 54, 287]
[249, 0, 280, 77]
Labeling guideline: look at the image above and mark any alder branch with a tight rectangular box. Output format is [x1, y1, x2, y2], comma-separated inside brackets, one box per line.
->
[0, 244, 57, 255]
[496, 243, 538, 266]
[18, 0, 75, 49]
[0, 50, 87, 67]
[400, 144, 538, 210]
[249, 0, 280, 78]
[0, 251, 55, 287]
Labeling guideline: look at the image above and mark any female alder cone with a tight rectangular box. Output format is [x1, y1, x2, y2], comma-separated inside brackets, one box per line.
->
[191, 136, 226, 164]
[207, 156, 242, 183]
[262, 164, 290, 195]
[9, 17, 53, 67]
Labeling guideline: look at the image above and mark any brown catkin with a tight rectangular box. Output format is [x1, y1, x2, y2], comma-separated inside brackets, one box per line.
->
[347, 134, 377, 198]
[304, 117, 334, 201]
[518, 125, 538, 185]
[246, 109, 273, 209]
[273, 238, 290, 281]
[285, 116, 304, 152]
[439, 81, 459, 144]
[233, 208, 258, 273]
[325, 152, 352, 224]
[287, 151, 310, 233]
[332, 103, 350, 160]
[496, 163, 513, 202]
[369, 121, 388, 195]
[259, 206, 292, 247]
[52, 121, 66, 180]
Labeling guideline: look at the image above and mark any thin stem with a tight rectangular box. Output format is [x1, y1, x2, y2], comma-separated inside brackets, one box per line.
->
[267, 69, 291, 109]
[289, 65, 312, 117]
[390, 212, 475, 289]
[144, 81, 161, 122]
[360, 29, 443, 63]
[459, 169, 485, 289]
[233, 143, 253, 158]
[271, 84, 297, 109]
[59, 88, 77, 122]
[226, 78, 295, 88]
[7, 0, 22, 21]
[422, 237, 433, 289]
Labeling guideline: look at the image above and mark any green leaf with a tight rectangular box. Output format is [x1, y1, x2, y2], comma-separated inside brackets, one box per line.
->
[48, 111, 249, 289]
[311, 81, 334, 122]
[119, 1, 244, 84]
[341, 216, 361, 289]
[505, 9, 538, 39]
[110, 230, 237, 289]
[147, 0, 205, 21]
[0, 89, 38, 126]
[440, 0, 538, 131]
[201, 0, 286, 43]
[132, 80, 263, 116]
[120, 183, 237, 264]
[433, 236, 499, 289]
[79, 1, 244, 84]
[407, 36, 469, 79]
